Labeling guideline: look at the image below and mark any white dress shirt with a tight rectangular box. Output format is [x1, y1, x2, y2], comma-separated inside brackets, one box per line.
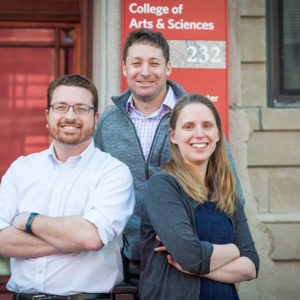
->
[0, 139, 135, 295]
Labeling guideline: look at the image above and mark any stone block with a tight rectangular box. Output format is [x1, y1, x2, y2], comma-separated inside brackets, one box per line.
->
[266, 223, 300, 260]
[261, 108, 300, 130]
[247, 131, 300, 166]
[248, 168, 268, 212]
[244, 108, 260, 130]
[249, 167, 300, 213]
[240, 0, 265, 16]
[273, 261, 300, 300]
[240, 17, 266, 62]
[241, 63, 266, 106]
[269, 176, 300, 212]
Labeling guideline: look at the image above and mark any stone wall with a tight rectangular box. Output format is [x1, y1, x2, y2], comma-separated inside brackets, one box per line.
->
[241, 0, 300, 298]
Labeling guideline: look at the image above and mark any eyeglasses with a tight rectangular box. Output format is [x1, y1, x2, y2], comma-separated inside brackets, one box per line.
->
[49, 103, 97, 115]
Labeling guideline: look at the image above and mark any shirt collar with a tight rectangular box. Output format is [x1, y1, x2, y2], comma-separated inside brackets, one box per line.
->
[48, 139, 96, 164]
[163, 85, 177, 110]
[126, 85, 177, 116]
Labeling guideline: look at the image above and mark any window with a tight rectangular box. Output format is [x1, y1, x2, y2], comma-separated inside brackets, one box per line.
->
[267, 0, 300, 107]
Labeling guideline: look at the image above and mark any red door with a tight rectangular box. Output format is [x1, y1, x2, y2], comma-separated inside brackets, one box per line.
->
[0, 25, 81, 177]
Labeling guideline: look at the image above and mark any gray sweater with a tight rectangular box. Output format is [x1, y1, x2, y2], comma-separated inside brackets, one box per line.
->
[139, 172, 259, 300]
[93, 80, 245, 262]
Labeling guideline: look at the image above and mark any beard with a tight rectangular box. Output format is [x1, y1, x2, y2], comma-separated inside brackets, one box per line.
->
[47, 120, 95, 146]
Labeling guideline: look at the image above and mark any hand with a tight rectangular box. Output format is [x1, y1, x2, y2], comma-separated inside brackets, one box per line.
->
[154, 235, 168, 252]
[12, 212, 30, 231]
[167, 254, 193, 275]
[154, 235, 193, 275]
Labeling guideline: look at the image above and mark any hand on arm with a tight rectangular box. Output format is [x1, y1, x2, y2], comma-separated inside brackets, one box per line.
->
[155, 238, 240, 278]
[153, 235, 238, 272]
[13, 212, 103, 252]
[166, 252, 256, 283]
[155, 201, 259, 283]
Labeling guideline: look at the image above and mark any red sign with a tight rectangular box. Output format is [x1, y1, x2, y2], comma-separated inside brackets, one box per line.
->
[122, 0, 229, 136]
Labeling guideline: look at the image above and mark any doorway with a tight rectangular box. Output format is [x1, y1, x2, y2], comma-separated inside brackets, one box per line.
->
[0, 0, 93, 178]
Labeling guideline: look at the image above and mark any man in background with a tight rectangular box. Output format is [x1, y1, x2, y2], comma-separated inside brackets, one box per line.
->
[94, 29, 245, 287]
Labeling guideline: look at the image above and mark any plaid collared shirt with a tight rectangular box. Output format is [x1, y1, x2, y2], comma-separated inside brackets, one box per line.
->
[126, 87, 177, 160]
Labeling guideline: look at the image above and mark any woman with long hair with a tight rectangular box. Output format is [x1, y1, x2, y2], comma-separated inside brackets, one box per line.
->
[139, 94, 259, 300]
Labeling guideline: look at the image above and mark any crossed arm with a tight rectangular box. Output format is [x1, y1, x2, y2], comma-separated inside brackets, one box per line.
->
[0, 226, 61, 258]
[145, 173, 259, 284]
[202, 255, 256, 283]
[0, 154, 134, 259]
[158, 242, 256, 283]
[0, 214, 102, 258]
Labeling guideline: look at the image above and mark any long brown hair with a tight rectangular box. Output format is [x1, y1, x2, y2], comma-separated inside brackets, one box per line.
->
[162, 94, 238, 215]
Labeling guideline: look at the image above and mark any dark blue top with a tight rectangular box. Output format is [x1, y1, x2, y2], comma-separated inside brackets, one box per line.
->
[195, 201, 239, 300]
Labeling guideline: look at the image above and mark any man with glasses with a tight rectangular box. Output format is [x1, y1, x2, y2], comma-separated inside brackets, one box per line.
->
[0, 74, 135, 300]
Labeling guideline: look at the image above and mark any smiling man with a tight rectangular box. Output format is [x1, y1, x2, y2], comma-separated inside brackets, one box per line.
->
[0, 74, 135, 300]
[93, 29, 245, 289]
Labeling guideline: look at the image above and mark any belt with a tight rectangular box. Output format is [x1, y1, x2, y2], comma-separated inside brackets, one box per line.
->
[13, 293, 112, 300]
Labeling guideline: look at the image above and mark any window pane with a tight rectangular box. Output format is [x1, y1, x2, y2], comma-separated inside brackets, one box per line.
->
[0, 47, 54, 177]
[281, 0, 300, 93]
[0, 28, 55, 42]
